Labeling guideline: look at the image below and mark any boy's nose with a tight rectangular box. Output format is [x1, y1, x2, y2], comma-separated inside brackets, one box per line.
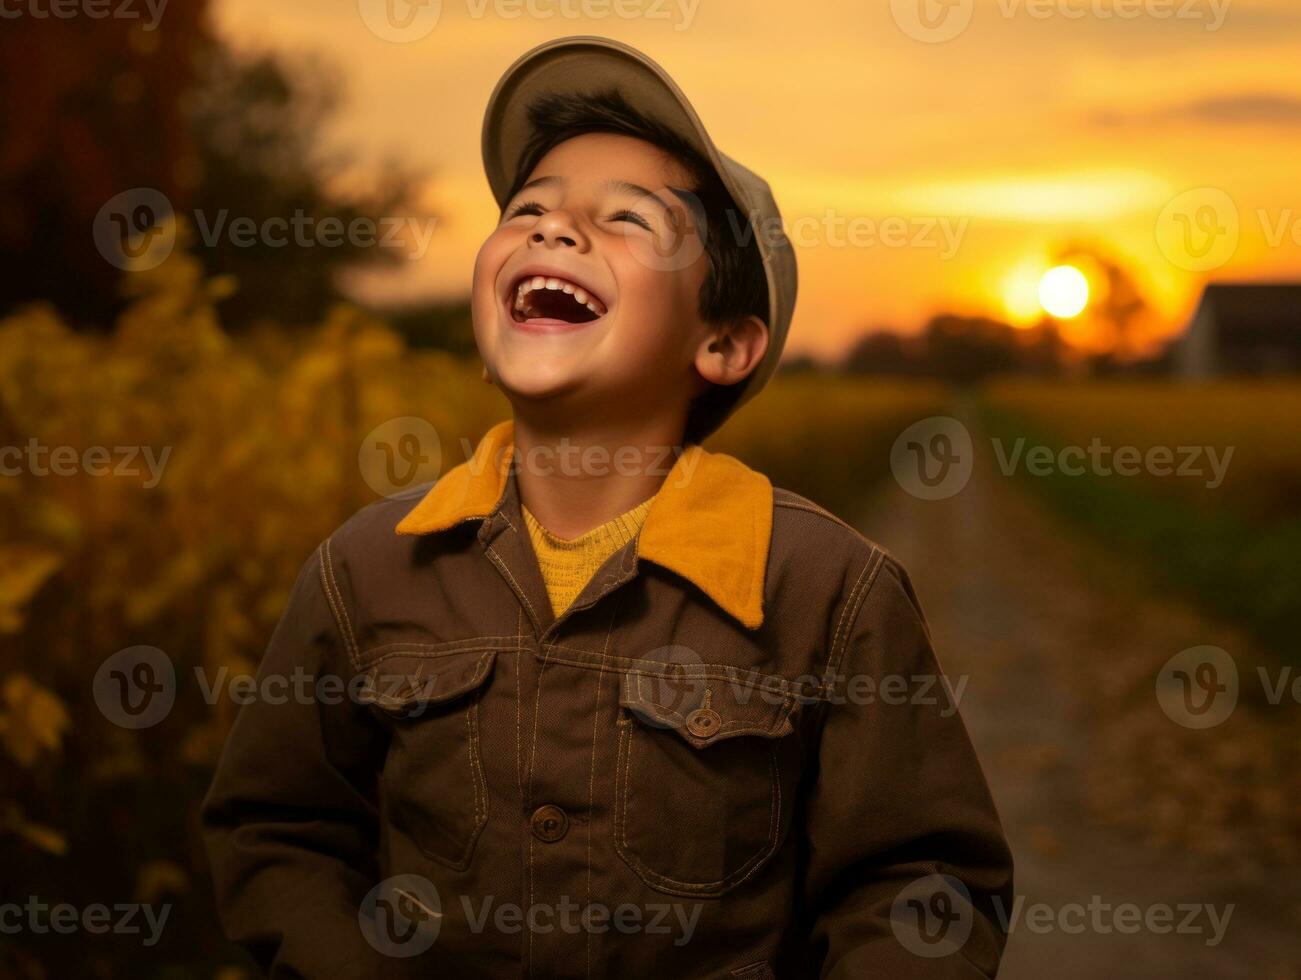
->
[529, 211, 588, 250]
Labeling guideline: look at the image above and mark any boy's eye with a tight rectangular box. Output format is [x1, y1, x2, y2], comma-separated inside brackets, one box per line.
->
[608, 209, 653, 232]
[504, 200, 544, 220]
[501, 201, 654, 232]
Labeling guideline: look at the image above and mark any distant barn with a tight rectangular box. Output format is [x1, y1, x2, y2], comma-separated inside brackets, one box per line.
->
[1178, 283, 1301, 378]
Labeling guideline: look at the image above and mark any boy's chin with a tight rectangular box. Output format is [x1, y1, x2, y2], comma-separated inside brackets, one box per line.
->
[491, 363, 589, 404]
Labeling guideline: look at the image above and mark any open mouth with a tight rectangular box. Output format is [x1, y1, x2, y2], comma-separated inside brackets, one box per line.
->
[509, 274, 608, 326]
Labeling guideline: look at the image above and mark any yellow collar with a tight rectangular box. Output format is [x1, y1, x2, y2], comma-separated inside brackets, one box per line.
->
[395, 419, 772, 629]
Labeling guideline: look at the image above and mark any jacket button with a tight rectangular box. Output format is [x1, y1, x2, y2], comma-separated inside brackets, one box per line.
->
[685, 707, 722, 739]
[531, 805, 568, 843]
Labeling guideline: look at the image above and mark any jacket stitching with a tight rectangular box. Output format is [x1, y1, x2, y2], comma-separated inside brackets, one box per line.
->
[832, 549, 887, 678]
[731, 962, 776, 980]
[365, 649, 497, 710]
[384, 650, 492, 872]
[613, 718, 782, 895]
[525, 635, 553, 972]
[513, 608, 525, 818]
[466, 697, 487, 852]
[825, 561, 870, 677]
[546, 640, 762, 669]
[772, 495, 857, 534]
[358, 636, 520, 659]
[824, 548, 885, 677]
[318, 538, 361, 670]
[621, 690, 798, 741]
[361, 645, 512, 673]
[496, 507, 517, 534]
[541, 650, 816, 698]
[512, 612, 527, 966]
[443, 695, 488, 871]
[615, 716, 783, 891]
[486, 543, 539, 629]
[713, 710, 794, 740]
[585, 605, 616, 979]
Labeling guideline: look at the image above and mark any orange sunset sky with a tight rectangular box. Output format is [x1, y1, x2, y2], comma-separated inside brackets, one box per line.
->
[213, 0, 1301, 360]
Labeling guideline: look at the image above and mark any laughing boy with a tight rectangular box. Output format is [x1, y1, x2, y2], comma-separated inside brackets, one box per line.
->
[203, 36, 1013, 979]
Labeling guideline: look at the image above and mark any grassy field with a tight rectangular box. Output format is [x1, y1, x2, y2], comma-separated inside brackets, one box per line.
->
[983, 379, 1301, 521]
[716, 373, 947, 516]
[980, 379, 1301, 663]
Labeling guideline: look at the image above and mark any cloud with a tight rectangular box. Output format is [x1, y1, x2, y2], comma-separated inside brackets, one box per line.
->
[1091, 94, 1301, 128]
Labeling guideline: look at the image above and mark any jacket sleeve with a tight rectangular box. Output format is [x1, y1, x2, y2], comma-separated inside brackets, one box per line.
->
[201, 544, 390, 977]
[802, 553, 1014, 979]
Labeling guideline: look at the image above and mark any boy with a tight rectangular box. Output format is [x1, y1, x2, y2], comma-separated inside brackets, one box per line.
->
[202, 36, 1013, 979]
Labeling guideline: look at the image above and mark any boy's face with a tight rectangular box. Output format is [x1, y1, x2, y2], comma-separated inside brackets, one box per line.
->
[472, 132, 717, 432]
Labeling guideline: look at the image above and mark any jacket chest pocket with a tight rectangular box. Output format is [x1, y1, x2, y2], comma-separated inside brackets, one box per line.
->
[613, 669, 802, 898]
[366, 648, 498, 871]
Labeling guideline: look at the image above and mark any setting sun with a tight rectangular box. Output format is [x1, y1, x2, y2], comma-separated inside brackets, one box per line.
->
[1039, 265, 1091, 319]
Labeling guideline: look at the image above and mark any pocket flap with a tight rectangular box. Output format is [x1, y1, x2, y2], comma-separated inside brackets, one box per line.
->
[362, 648, 497, 716]
[618, 668, 798, 749]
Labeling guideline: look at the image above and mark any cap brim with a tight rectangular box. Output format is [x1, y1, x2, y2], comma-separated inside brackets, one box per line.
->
[485, 38, 716, 205]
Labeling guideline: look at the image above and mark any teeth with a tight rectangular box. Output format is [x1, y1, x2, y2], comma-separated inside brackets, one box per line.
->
[511, 274, 607, 316]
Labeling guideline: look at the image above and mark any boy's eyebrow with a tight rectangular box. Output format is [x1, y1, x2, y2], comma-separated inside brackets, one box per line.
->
[601, 179, 675, 218]
[517, 175, 563, 194]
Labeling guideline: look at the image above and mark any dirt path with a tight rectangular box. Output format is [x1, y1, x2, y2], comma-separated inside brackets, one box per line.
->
[854, 421, 1300, 979]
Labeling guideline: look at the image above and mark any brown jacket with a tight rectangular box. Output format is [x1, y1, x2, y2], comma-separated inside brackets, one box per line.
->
[202, 420, 1013, 979]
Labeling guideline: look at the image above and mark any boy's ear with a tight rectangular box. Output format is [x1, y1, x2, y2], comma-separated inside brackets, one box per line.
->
[694, 314, 769, 388]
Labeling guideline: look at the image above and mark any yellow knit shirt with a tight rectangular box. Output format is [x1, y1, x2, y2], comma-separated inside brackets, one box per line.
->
[521, 496, 655, 616]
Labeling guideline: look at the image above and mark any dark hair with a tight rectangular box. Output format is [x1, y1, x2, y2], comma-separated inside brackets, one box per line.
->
[503, 88, 770, 444]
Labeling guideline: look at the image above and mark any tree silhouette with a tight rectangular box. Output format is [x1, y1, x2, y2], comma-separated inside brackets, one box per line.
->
[1055, 243, 1152, 356]
[0, 18, 428, 330]
[186, 45, 426, 327]
[0, 5, 210, 325]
